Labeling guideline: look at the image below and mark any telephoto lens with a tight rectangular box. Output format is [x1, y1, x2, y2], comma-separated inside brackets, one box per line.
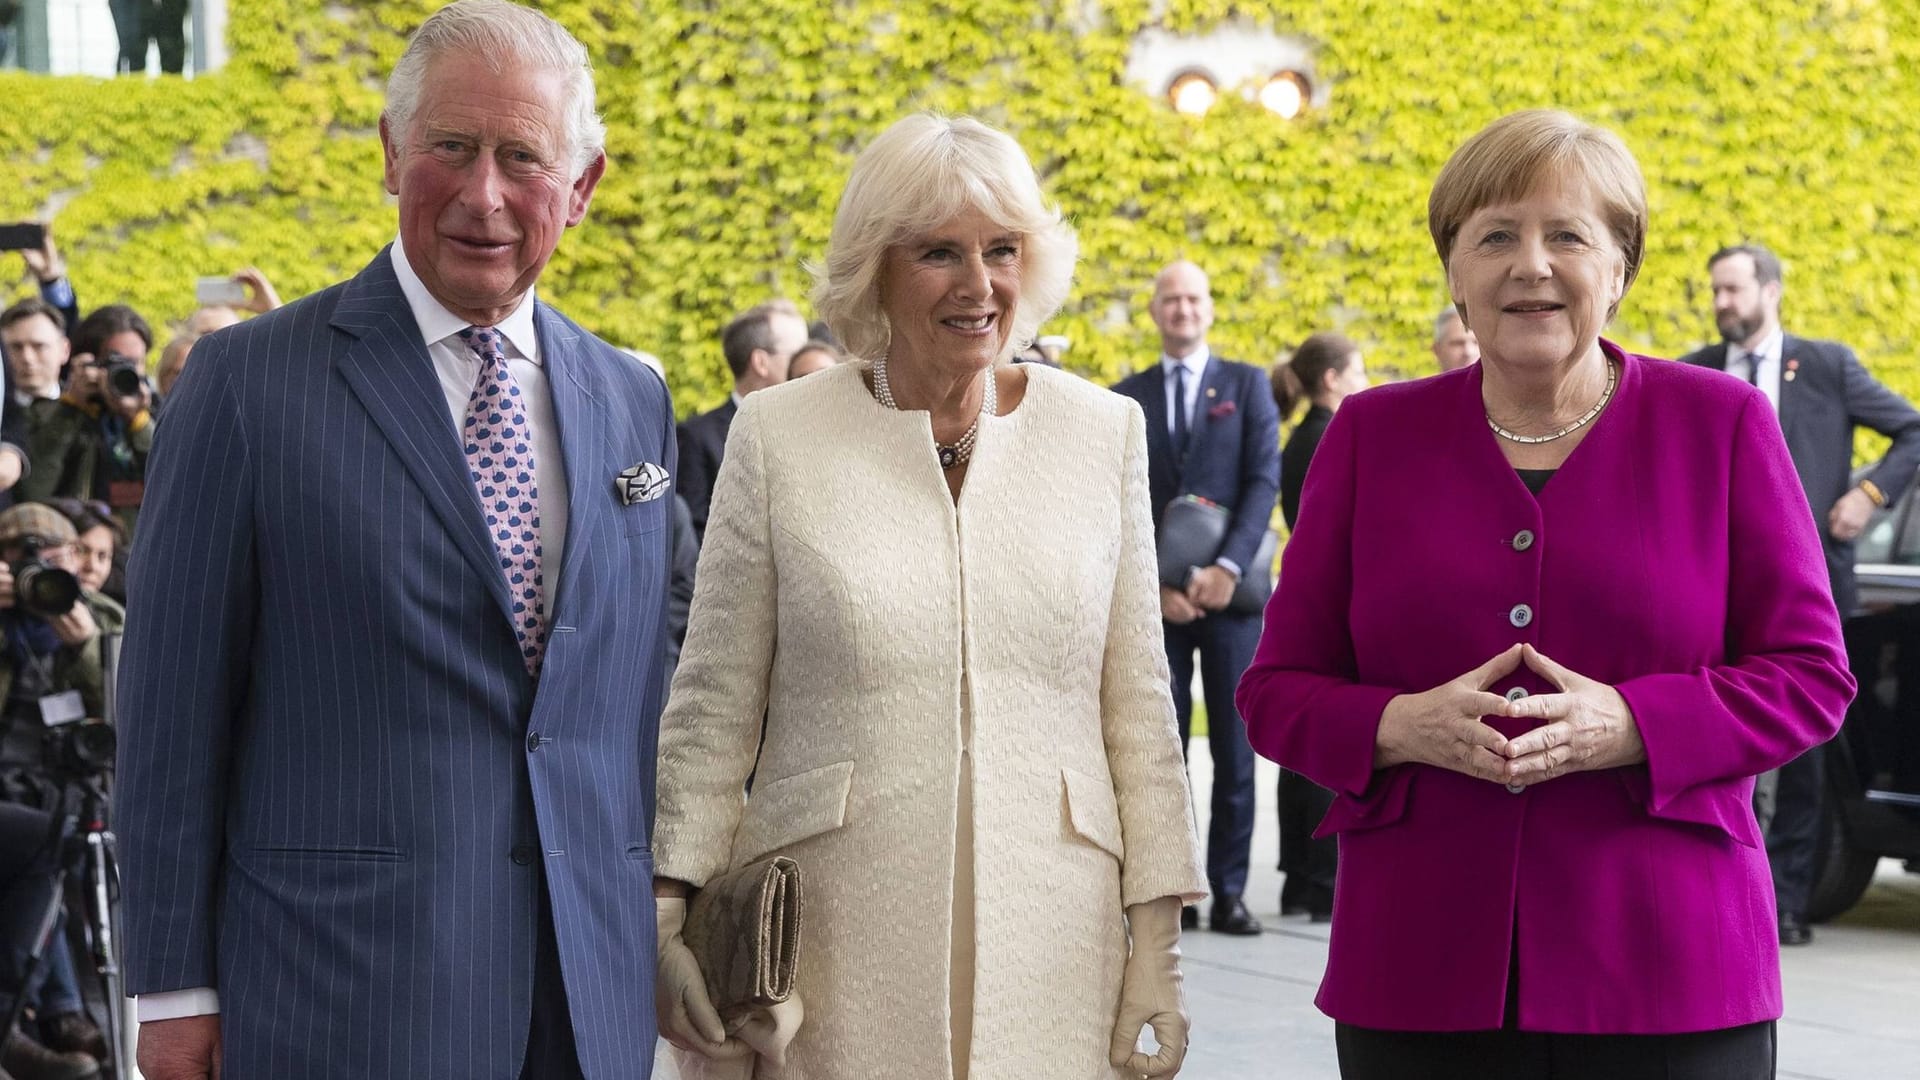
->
[104, 354, 145, 399]
[11, 540, 81, 619]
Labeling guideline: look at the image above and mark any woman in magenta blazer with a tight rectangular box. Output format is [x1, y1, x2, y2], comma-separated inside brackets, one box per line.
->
[1236, 110, 1855, 1078]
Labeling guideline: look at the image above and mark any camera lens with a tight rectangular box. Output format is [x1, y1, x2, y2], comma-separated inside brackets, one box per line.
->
[107, 365, 143, 399]
[15, 562, 81, 618]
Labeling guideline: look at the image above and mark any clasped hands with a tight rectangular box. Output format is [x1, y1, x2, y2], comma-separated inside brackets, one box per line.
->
[1375, 643, 1645, 787]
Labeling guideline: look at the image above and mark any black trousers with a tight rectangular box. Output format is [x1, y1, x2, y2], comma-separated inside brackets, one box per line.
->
[1277, 767, 1336, 914]
[1767, 742, 1825, 920]
[1165, 613, 1260, 898]
[1334, 1021, 1776, 1079]
[520, 878, 584, 1080]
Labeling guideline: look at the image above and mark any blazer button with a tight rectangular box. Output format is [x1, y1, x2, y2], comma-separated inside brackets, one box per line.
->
[1505, 687, 1529, 703]
[1513, 529, 1536, 552]
[510, 844, 537, 865]
[1506, 782, 1526, 795]
[1509, 604, 1533, 628]
[527, 731, 544, 753]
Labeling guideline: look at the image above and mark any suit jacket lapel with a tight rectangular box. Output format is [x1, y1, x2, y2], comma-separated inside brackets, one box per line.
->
[538, 304, 603, 625]
[331, 250, 513, 625]
[1138, 366, 1178, 489]
[1777, 334, 1803, 442]
[1184, 356, 1225, 466]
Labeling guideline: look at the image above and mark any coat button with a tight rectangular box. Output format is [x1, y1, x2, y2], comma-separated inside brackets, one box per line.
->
[510, 844, 536, 865]
[1509, 604, 1533, 628]
[1506, 782, 1526, 795]
[1513, 529, 1536, 552]
[1505, 687, 1529, 703]
[527, 731, 543, 753]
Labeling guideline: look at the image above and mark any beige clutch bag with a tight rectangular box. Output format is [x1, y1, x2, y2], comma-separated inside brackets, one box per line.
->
[683, 855, 803, 1012]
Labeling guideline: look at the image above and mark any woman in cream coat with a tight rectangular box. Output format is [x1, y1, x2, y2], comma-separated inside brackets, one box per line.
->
[652, 114, 1207, 1080]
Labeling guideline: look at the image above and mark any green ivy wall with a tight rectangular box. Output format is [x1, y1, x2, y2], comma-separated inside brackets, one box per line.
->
[2, 0, 1916, 453]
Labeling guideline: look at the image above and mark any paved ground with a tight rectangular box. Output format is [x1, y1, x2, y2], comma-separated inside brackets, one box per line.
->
[657, 743, 1920, 1078]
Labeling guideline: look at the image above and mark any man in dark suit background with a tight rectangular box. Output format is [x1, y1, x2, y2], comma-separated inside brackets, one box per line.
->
[1682, 242, 1920, 947]
[676, 299, 807, 540]
[116, 3, 675, 1077]
[1113, 260, 1281, 936]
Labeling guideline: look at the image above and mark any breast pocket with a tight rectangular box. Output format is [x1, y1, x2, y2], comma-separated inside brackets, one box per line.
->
[618, 497, 669, 536]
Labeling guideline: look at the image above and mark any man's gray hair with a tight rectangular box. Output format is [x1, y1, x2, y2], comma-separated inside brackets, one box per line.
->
[385, 0, 607, 177]
[1433, 304, 1464, 343]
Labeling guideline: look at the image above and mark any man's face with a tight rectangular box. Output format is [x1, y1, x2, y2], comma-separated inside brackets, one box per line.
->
[1149, 264, 1213, 356]
[2, 314, 70, 395]
[3, 538, 75, 574]
[760, 312, 810, 384]
[1710, 254, 1778, 345]
[381, 55, 606, 326]
[1432, 313, 1480, 371]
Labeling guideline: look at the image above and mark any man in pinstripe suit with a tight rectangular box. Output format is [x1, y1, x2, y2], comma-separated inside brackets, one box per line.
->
[115, 4, 672, 1077]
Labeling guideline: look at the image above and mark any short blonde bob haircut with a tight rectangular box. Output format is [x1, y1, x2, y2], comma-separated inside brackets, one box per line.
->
[1428, 110, 1648, 318]
[812, 113, 1079, 363]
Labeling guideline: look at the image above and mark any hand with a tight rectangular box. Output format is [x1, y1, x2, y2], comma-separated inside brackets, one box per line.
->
[67, 354, 102, 400]
[1501, 645, 1645, 784]
[1184, 565, 1236, 612]
[21, 229, 64, 283]
[0, 447, 20, 493]
[1109, 896, 1189, 1078]
[48, 600, 97, 647]
[106, 377, 153, 422]
[232, 267, 281, 313]
[1159, 586, 1200, 625]
[655, 896, 753, 1061]
[1828, 487, 1876, 542]
[1374, 644, 1520, 784]
[0, 562, 14, 609]
[138, 1013, 222, 1079]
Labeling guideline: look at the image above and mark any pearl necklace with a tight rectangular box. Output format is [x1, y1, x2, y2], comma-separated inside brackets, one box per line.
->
[871, 354, 996, 470]
[1486, 360, 1618, 445]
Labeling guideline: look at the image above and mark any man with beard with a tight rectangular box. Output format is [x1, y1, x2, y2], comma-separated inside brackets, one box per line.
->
[1681, 242, 1920, 947]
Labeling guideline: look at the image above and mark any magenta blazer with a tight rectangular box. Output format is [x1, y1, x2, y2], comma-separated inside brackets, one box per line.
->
[1236, 344, 1855, 1034]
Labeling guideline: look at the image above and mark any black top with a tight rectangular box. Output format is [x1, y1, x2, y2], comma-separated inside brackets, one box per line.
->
[1515, 467, 1556, 495]
[1280, 404, 1334, 529]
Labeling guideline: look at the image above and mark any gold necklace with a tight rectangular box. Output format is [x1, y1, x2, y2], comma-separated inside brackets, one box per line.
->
[1486, 361, 1618, 445]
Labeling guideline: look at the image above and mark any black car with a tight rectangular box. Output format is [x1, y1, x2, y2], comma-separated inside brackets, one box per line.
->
[1807, 471, 1920, 921]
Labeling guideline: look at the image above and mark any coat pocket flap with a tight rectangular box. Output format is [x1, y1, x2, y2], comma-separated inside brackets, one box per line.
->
[733, 760, 855, 866]
[1061, 766, 1125, 860]
[1312, 766, 1415, 839]
[1618, 769, 1761, 849]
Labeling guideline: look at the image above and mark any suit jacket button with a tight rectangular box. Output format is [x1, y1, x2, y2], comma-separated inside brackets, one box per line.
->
[1509, 603, 1533, 628]
[1505, 687, 1529, 703]
[1513, 529, 1536, 552]
[1506, 782, 1526, 795]
[527, 731, 543, 753]
[510, 844, 536, 865]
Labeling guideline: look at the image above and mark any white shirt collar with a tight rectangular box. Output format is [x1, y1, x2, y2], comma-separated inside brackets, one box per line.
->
[390, 235, 542, 364]
[1160, 345, 1210, 378]
[1737, 327, 1783, 367]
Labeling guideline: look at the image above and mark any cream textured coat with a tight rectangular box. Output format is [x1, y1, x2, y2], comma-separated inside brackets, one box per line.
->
[655, 362, 1207, 1080]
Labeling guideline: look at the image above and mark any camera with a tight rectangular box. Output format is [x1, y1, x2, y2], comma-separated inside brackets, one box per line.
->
[42, 718, 114, 779]
[9, 539, 81, 620]
[99, 354, 145, 400]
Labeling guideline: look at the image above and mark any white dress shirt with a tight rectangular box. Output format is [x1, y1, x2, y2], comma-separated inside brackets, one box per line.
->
[136, 239, 571, 1023]
[1726, 327, 1784, 415]
[1160, 345, 1210, 437]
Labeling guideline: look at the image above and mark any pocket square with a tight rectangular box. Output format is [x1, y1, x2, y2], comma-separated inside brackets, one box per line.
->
[617, 462, 671, 505]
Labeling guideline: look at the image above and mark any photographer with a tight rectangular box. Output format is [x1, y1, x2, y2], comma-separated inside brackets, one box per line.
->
[0, 504, 115, 1079]
[63, 308, 154, 539]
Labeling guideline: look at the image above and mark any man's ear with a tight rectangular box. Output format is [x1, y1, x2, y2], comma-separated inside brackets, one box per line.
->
[380, 114, 404, 197]
[566, 152, 607, 228]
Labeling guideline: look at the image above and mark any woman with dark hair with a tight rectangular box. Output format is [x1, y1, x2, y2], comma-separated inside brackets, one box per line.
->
[1272, 333, 1369, 530]
[1267, 333, 1368, 924]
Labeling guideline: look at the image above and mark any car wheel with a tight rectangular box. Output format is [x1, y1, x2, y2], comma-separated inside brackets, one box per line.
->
[1805, 800, 1881, 923]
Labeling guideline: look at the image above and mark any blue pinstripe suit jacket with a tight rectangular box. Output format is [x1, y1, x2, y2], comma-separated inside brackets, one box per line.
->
[116, 249, 670, 1079]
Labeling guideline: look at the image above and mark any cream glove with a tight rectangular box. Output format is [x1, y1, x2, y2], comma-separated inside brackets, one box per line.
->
[655, 896, 754, 1061]
[1108, 895, 1190, 1078]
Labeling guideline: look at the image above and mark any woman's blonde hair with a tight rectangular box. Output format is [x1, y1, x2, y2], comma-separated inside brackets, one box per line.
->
[812, 113, 1079, 362]
[1428, 110, 1648, 318]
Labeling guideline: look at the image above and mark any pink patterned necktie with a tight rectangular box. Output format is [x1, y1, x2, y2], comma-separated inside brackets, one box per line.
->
[458, 326, 548, 676]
